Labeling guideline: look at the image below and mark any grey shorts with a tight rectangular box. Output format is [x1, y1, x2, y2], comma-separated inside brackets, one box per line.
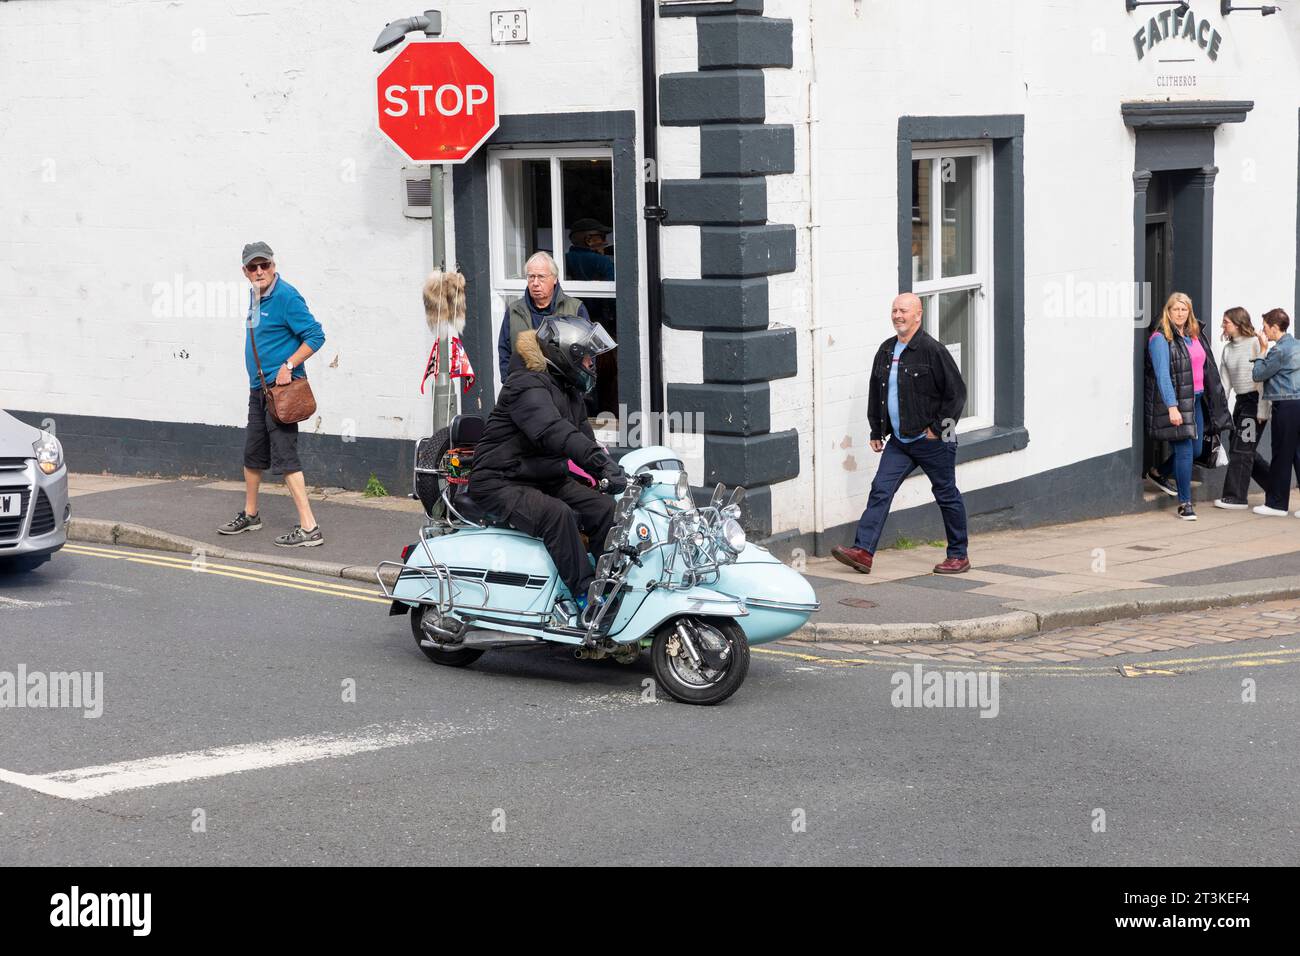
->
[243, 389, 302, 475]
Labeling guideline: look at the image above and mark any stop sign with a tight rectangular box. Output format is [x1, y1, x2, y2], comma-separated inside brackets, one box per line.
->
[377, 40, 498, 164]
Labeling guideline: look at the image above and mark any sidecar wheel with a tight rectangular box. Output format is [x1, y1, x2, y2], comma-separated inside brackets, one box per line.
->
[651, 617, 749, 706]
[409, 607, 484, 667]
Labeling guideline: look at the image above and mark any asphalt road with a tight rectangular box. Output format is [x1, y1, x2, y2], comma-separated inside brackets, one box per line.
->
[0, 544, 1296, 866]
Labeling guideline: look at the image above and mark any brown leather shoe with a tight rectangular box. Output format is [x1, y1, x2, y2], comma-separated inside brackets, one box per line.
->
[832, 545, 874, 574]
[933, 556, 971, 574]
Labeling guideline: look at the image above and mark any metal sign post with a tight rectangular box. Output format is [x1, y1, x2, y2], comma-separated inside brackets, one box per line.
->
[430, 162, 455, 436]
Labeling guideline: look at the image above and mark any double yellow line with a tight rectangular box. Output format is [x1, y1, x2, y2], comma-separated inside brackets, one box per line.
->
[62, 543, 392, 605]
[753, 643, 1300, 677]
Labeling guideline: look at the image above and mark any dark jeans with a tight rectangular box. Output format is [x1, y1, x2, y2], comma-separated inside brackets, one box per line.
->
[1264, 399, 1300, 511]
[1221, 393, 1271, 503]
[471, 477, 615, 599]
[853, 436, 968, 558]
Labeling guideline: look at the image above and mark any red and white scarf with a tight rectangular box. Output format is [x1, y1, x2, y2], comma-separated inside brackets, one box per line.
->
[420, 334, 476, 394]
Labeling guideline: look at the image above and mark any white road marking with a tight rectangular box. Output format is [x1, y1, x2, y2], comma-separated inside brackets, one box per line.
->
[0, 722, 457, 800]
[0, 595, 71, 609]
[62, 579, 141, 594]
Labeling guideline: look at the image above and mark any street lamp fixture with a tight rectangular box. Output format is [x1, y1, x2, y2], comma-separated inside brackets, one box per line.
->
[1126, 1, 1190, 13]
[1220, 1, 1280, 13]
[373, 9, 444, 53]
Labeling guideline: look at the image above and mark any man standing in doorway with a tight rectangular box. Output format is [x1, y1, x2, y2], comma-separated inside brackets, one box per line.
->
[496, 251, 592, 382]
[218, 241, 327, 548]
[832, 293, 971, 575]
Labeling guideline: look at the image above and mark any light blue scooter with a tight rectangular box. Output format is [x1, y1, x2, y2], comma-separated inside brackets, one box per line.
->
[378, 416, 820, 705]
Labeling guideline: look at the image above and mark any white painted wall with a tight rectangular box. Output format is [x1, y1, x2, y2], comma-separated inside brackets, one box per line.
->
[2, 0, 1295, 542]
[0, 0, 648, 446]
[793, 0, 1300, 538]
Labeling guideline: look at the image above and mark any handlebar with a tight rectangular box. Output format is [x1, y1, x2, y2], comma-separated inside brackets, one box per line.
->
[598, 472, 653, 493]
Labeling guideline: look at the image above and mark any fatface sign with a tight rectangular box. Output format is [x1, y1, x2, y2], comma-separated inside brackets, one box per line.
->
[1132, 7, 1224, 62]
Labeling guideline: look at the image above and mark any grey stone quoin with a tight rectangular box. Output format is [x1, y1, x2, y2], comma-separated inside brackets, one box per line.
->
[657, 1, 798, 537]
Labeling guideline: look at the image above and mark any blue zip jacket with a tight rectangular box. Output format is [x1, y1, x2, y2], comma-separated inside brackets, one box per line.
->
[244, 277, 326, 390]
[1251, 332, 1300, 402]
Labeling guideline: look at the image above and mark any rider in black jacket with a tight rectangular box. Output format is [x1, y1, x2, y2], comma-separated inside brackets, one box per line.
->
[469, 315, 628, 606]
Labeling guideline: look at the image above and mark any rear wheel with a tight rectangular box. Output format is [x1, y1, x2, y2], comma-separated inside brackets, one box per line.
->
[651, 617, 749, 706]
[409, 605, 484, 667]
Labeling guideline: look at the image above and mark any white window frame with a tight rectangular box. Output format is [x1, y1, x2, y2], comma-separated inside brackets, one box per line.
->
[486, 144, 617, 299]
[911, 142, 994, 432]
[486, 145, 621, 437]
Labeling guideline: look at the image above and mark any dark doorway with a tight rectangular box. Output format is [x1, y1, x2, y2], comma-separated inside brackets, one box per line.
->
[1142, 172, 1175, 473]
[1134, 166, 1217, 476]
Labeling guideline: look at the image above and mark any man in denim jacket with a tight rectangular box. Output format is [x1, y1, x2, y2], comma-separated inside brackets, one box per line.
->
[1250, 308, 1300, 516]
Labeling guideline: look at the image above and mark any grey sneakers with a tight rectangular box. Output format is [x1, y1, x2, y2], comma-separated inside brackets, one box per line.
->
[274, 524, 324, 548]
[218, 511, 262, 535]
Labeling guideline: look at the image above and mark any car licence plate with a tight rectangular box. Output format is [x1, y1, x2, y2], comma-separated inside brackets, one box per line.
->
[0, 493, 18, 516]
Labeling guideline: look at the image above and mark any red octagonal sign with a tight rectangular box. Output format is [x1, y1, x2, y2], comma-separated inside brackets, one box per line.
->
[377, 40, 498, 164]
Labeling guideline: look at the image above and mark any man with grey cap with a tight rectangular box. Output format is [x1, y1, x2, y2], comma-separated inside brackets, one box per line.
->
[218, 242, 327, 547]
[565, 218, 615, 282]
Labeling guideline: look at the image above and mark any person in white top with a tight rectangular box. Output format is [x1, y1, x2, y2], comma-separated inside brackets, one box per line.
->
[1214, 307, 1271, 509]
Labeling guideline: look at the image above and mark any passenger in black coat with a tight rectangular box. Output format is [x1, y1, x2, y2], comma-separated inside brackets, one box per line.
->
[469, 329, 625, 601]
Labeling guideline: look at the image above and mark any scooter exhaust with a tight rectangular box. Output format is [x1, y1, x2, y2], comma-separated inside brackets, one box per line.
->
[420, 630, 547, 651]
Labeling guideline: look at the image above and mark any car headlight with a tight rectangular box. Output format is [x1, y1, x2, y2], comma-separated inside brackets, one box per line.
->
[721, 518, 746, 554]
[33, 432, 63, 475]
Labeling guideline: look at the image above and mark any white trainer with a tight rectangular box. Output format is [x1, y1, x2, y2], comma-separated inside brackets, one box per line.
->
[1253, 505, 1289, 517]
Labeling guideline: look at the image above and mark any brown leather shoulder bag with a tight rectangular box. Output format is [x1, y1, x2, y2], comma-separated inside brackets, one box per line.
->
[249, 325, 317, 425]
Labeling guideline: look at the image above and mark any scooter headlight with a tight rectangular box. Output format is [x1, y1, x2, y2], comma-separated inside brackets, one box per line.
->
[33, 432, 63, 475]
[720, 518, 746, 554]
[674, 471, 694, 510]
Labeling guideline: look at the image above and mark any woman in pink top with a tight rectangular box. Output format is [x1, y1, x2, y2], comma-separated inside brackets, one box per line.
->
[1144, 292, 1233, 520]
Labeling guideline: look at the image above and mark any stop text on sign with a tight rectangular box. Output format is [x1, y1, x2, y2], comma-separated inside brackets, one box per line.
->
[382, 83, 490, 118]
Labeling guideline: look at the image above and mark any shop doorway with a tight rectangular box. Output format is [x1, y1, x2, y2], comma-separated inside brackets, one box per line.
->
[1141, 171, 1175, 474]
[1133, 166, 1217, 476]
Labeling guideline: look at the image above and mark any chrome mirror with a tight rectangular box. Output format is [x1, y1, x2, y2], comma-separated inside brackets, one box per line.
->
[727, 486, 746, 508]
[709, 482, 726, 508]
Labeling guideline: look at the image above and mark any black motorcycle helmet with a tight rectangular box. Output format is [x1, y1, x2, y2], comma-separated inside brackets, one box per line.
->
[535, 314, 616, 394]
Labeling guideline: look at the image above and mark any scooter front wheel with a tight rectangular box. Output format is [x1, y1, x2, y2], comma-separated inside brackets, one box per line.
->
[410, 606, 485, 667]
[651, 617, 749, 706]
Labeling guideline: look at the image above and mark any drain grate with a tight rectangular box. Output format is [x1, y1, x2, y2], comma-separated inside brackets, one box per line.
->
[838, 598, 878, 609]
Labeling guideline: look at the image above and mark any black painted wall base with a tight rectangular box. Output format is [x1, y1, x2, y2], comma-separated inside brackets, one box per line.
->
[10, 410, 414, 494]
[761, 446, 1190, 562]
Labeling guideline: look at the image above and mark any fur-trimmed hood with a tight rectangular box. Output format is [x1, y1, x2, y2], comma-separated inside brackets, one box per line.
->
[514, 330, 548, 373]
